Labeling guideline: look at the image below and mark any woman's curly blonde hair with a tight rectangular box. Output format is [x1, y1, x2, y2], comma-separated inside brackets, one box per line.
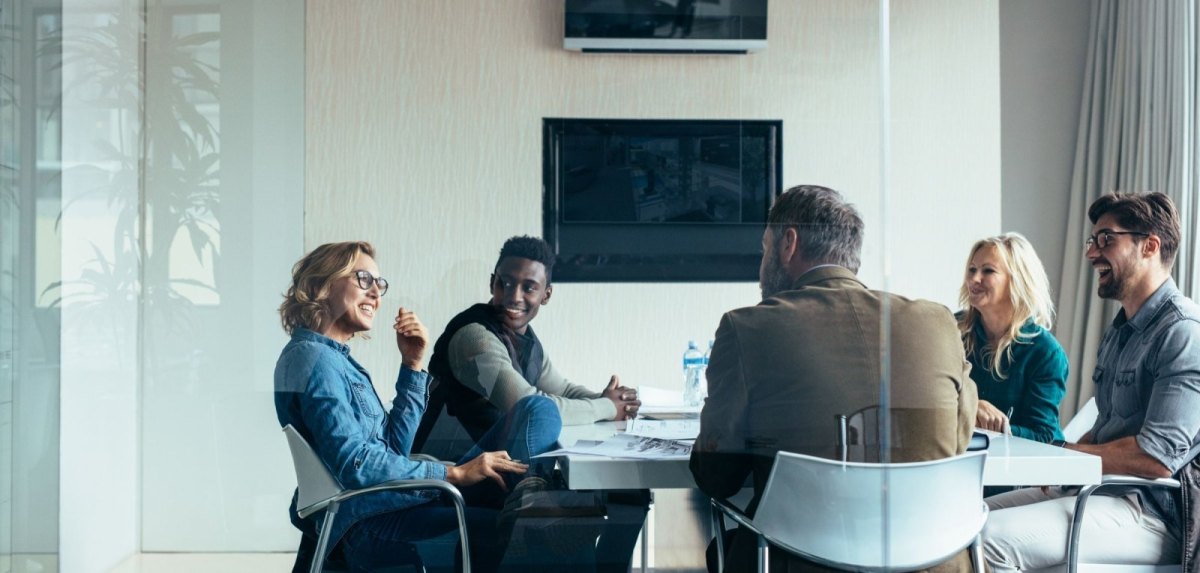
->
[957, 233, 1054, 379]
[279, 241, 375, 336]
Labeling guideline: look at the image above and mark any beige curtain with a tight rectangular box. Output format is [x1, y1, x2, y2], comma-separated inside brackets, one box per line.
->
[1056, 0, 1199, 421]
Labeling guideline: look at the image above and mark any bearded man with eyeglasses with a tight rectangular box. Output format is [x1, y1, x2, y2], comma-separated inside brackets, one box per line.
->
[984, 192, 1200, 571]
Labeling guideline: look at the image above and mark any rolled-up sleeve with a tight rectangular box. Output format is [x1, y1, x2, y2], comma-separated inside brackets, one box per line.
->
[1137, 318, 1200, 473]
[385, 366, 433, 456]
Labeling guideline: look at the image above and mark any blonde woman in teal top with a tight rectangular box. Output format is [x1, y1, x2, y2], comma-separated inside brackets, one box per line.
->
[958, 233, 1067, 443]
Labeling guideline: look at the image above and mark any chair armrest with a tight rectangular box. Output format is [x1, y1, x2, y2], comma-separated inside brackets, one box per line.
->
[325, 480, 472, 573]
[328, 479, 465, 507]
[1096, 474, 1180, 489]
[1066, 475, 1181, 573]
[711, 497, 761, 534]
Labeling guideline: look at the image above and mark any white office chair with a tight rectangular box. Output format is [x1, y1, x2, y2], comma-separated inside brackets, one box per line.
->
[1033, 398, 1180, 573]
[711, 450, 988, 573]
[1062, 474, 1182, 573]
[282, 424, 472, 573]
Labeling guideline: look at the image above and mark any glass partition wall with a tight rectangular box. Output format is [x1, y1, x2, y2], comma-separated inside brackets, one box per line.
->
[3, 0, 1022, 570]
[4, 0, 63, 570]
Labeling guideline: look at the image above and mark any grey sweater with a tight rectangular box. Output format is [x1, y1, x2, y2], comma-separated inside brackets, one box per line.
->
[447, 323, 618, 425]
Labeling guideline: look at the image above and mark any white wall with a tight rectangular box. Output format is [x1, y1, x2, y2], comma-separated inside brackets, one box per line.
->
[999, 0, 1091, 302]
[306, 0, 1000, 405]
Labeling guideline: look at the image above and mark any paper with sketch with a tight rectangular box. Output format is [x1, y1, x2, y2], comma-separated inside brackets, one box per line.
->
[535, 434, 693, 460]
[637, 385, 700, 415]
[626, 417, 700, 441]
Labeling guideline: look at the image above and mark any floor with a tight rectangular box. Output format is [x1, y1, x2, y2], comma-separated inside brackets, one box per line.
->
[2, 492, 715, 573]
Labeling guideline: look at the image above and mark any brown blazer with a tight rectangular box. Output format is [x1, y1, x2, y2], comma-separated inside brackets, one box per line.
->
[690, 266, 978, 573]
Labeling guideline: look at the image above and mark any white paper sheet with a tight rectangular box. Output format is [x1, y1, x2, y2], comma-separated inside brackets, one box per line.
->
[636, 385, 700, 415]
[626, 417, 700, 441]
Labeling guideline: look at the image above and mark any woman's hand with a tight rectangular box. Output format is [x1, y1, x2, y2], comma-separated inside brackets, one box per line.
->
[444, 451, 528, 491]
[975, 399, 1011, 434]
[601, 375, 642, 421]
[394, 307, 429, 370]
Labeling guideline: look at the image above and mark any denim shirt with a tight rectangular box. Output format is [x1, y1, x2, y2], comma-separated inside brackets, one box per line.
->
[1091, 278, 1200, 531]
[274, 328, 448, 558]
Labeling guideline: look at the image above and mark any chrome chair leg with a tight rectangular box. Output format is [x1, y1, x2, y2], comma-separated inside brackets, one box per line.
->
[311, 502, 339, 573]
[757, 534, 769, 573]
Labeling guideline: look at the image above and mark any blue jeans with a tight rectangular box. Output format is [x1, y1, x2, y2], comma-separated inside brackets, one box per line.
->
[341, 395, 562, 572]
[458, 395, 562, 499]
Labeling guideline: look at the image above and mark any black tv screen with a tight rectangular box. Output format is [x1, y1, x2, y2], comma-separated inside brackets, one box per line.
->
[544, 118, 782, 282]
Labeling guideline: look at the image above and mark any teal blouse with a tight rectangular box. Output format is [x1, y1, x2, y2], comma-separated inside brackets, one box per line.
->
[964, 319, 1068, 443]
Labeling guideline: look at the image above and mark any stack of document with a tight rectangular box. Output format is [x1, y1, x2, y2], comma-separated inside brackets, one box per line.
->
[537, 433, 693, 460]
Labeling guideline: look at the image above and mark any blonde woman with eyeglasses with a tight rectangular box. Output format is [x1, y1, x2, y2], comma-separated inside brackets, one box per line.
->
[958, 233, 1068, 443]
[274, 241, 561, 572]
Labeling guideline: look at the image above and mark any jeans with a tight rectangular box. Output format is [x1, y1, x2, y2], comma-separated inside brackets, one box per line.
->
[340, 395, 562, 572]
[458, 394, 562, 503]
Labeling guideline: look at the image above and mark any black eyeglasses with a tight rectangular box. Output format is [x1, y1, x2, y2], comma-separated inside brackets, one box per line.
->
[353, 270, 388, 296]
[1085, 230, 1149, 251]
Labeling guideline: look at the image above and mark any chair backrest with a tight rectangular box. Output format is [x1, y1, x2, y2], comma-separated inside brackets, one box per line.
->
[1063, 397, 1098, 443]
[836, 405, 881, 462]
[753, 449, 988, 571]
[283, 424, 345, 518]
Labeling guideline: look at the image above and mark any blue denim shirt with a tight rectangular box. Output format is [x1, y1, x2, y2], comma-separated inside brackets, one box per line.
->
[1091, 278, 1200, 532]
[275, 328, 448, 557]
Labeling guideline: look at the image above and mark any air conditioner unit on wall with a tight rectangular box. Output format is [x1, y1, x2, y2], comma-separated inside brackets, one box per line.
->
[564, 0, 768, 55]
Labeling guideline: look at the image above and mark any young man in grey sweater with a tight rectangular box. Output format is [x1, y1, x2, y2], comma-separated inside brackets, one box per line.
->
[415, 236, 642, 449]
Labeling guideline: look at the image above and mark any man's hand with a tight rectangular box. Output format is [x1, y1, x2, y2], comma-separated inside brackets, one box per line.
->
[601, 375, 642, 421]
[444, 451, 528, 491]
[394, 307, 429, 370]
[975, 399, 1011, 434]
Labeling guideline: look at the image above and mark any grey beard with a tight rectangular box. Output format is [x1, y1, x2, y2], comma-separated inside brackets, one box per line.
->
[759, 259, 792, 300]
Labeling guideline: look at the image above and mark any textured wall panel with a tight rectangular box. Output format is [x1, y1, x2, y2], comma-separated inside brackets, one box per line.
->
[306, 0, 1000, 406]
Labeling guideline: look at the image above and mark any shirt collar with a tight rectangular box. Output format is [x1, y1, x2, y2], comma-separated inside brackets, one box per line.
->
[791, 265, 863, 290]
[293, 327, 351, 355]
[1115, 277, 1178, 332]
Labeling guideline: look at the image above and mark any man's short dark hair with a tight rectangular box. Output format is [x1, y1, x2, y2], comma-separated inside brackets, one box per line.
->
[1088, 191, 1181, 268]
[767, 185, 864, 273]
[494, 235, 556, 283]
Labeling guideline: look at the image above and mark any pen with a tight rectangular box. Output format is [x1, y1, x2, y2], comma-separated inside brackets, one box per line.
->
[1005, 407, 1014, 435]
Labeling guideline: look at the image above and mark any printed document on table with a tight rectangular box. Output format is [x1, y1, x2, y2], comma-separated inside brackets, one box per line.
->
[535, 434, 693, 460]
[626, 417, 700, 441]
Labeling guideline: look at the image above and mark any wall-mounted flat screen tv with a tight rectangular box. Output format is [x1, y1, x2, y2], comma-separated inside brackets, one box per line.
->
[543, 118, 782, 282]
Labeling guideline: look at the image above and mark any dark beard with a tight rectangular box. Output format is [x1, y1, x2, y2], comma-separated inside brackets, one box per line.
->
[1097, 275, 1123, 300]
[759, 257, 792, 300]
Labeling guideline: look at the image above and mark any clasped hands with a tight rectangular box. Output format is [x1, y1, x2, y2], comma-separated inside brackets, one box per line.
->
[602, 375, 641, 421]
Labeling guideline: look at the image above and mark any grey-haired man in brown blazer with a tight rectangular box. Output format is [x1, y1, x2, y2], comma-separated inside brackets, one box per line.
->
[690, 185, 979, 573]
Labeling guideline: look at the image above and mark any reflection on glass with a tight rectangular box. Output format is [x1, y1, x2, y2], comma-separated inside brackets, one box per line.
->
[564, 0, 767, 41]
[0, 0, 14, 566]
[5, 0, 63, 570]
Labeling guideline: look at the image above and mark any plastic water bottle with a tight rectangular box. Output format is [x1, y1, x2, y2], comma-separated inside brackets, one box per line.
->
[699, 339, 713, 401]
[683, 340, 705, 406]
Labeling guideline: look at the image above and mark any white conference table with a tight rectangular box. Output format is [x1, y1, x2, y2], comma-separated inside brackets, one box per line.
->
[555, 421, 1102, 490]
